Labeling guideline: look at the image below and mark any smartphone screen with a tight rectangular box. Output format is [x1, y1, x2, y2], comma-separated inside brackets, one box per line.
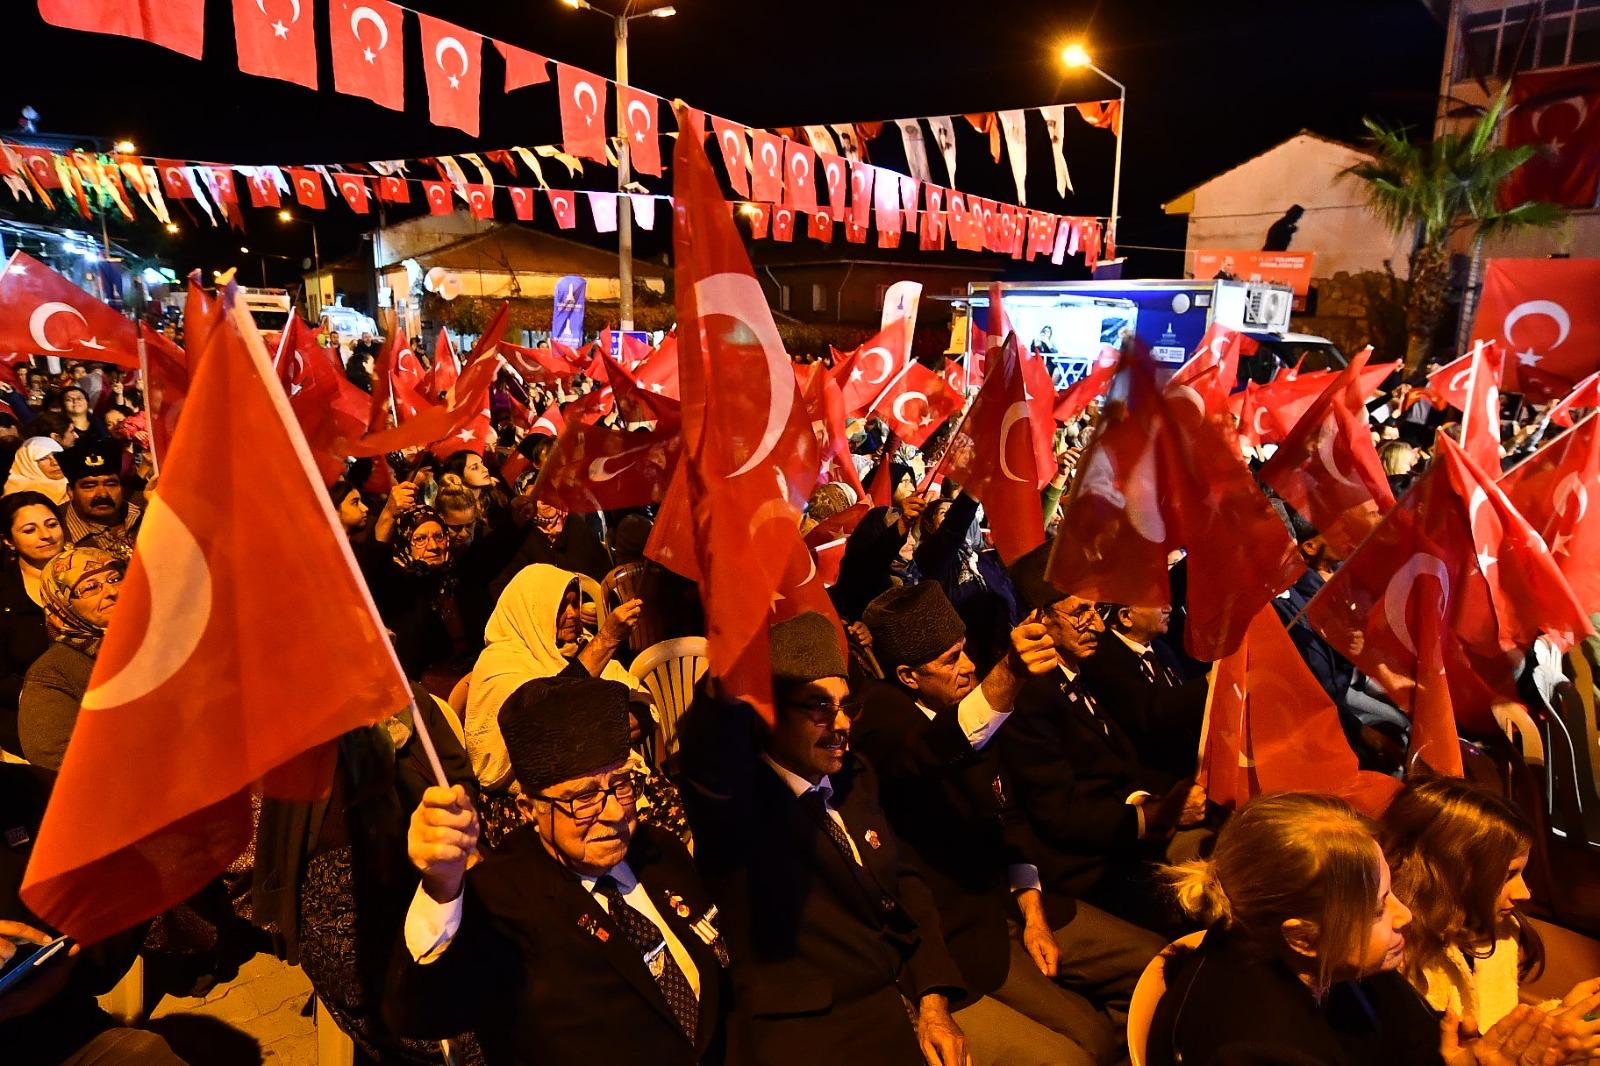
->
[0, 935, 70, 996]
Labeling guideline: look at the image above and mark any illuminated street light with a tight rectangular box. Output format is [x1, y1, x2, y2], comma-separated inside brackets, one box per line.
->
[112, 139, 137, 154]
[1060, 42, 1092, 68]
[165, 222, 180, 234]
[1060, 40, 1126, 249]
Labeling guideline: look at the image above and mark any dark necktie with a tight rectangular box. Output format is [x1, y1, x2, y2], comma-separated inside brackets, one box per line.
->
[801, 787, 860, 866]
[594, 875, 699, 1041]
[1138, 651, 1158, 684]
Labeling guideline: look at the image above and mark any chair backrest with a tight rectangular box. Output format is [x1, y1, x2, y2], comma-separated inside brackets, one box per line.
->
[1492, 701, 1546, 766]
[630, 636, 709, 769]
[1127, 930, 1206, 1066]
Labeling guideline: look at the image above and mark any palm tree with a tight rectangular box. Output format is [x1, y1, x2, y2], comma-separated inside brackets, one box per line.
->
[1344, 85, 1563, 372]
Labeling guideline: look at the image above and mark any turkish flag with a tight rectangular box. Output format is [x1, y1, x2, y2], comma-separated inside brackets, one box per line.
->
[770, 531, 849, 654]
[528, 402, 566, 438]
[464, 184, 494, 219]
[751, 130, 785, 203]
[1499, 413, 1600, 613]
[1425, 349, 1476, 411]
[375, 175, 408, 204]
[921, 186, 947, 250]
[1458, 340, 1505, 474]
[1256, 359, 1391, 445]
[1048, 347, 1302, 660]
[1200, 605, 1403, 819]
[287, 168, 325, 209]
[330, 0, 404, 110]
[837, 318, 912, 416]
[1257, 347, 1396, 556]
[556, 63, 609, 164]
[873, 166, 903, 238]
[1306, 433, 1592, 776]
[419, 327, 459, 401]
[246, 169, 281, 207]
[871, 361, 961, 448]
[597, 335, 679, 425]
[1468, 258, 1600, 401]
[417, 14, 481, 136]
[232, 0, 317, 88]
[155, 160, 190, 199]
[142, 325, 189, 462]
[633, 334, 680, 401]
[335, 173, 370, 214]
[619, 86, 662, 177]
[769, 206, 794, 242]
[800, 367, 867, 499]
[0, 252, 139, 367]
[1168, 322, 1243, 418]
[494, 39, 549, 91]
[367, 331, 428, 430]
[785, 141, 818, 213]
[646, 104, 820, 724]
[939, 336, 1045, 563]
[1053, 346, 1119, 423]
[206, 168, 239, 204]
[503, 343, 581, 387]
[742, 203, 769, 239]
[819, 152, 847, 222]
[1500, 65, 1600, 209]
[533, 420, 680, 512]
[548, 190, 577, 229]
[277, 317, 369, 484]
[20, 291, 409, 944]
[807, 211, 834, 243]
[351, 346, 499, 456]
[1549, 370, 1600, 428]
[39, 0, 205, 58]
[505, 185, 534, 221]
[711, 119, 751, 197]
[421, 180, 452, 215]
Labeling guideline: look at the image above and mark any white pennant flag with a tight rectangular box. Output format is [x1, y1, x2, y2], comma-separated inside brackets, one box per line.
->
[896, 119, 931, 184]
[1038, 105, 1074, 197]
[803, 125, 839, 157]
[184, 167, 217, 226]
[512, 146, 549, 189]
[831, 123, 862, 163]
[880, 280, 923, 336]
[588, 191, 618, 232]
[630, 193, 656, 230]
[926, 115, 958, 187]
[997, 109, 1029, 205]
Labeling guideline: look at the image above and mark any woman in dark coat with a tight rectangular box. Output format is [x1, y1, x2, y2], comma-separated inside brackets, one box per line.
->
[17, 546, 122, 770]
[366, 507, 469, 686]
[0, 492, 64, 754]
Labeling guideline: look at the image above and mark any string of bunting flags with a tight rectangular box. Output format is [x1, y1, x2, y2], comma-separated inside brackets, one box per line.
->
[25, 0, 1119, 265]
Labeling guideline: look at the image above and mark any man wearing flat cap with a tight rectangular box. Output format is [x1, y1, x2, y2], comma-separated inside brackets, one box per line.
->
[855, 581, 1129, 1065]
[57, 440, 139, 556]
[997, 541, 1209, 935]
[392, 676, 725, 1065]
[677, 611, 969, 1066]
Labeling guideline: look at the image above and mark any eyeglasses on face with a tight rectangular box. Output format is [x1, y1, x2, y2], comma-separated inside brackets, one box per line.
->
[71, 571, 125, 600]
[782, 696, 863, 724]
[409, 530, 448, 548]
[1050, 601, 1102, 630]
[535, 772, 645, 821]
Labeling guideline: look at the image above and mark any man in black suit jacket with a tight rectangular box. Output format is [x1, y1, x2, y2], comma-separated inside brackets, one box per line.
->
[1080, 602, 1207, 778]
[677, 612, 969, 1066]
[855, 582, 1122, 1065]
[392, 676, 725, 1066]
[998, 544, 1209, 936]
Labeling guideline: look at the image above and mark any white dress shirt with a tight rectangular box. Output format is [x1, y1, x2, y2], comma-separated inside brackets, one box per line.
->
[761, 754, 862, 864]
[404, 858, 700, 995]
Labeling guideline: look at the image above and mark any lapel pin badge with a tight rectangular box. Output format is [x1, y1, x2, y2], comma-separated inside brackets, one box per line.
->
[864, 829, 882, 850]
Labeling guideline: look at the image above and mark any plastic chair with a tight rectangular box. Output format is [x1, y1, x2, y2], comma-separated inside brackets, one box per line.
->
[1127, 931, 1205, 1066]
[630, 637, 709, 769]
[316, 997, 356, 1066]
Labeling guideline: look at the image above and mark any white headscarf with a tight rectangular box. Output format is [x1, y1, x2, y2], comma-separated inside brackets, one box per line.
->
[4, 437, 68, 505]
[464, 563, 640, 791]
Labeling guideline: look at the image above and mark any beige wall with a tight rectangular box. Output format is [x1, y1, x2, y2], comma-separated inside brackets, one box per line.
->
[1181, 135, 1415, 278]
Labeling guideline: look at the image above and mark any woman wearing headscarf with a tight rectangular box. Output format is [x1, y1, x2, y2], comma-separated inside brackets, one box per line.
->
[4, 437, 68, 505]
[464, 563, 642, 845]
[366, 506, 469, 686]
[0, 492, 65, 755]
[17, 546, 123, 770]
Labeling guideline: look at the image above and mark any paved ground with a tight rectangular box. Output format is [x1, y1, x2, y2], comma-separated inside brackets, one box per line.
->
[144, 953, 319, 1066]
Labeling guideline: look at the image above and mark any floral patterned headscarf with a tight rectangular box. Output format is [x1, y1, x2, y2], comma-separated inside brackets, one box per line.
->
[391, 506, 453, 577]
[41, 545, 124, 656]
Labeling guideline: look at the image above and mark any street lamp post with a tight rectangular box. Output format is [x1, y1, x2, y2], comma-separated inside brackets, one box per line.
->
[561, 0, 674, 333]
[278, 210, 321, 316]
[1062, 43, 1126, 249]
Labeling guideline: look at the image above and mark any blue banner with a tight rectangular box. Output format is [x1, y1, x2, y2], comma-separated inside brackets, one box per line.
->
[551, 276, 587, 347]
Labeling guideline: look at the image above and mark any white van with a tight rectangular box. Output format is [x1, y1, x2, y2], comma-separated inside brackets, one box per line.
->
[238, 287, 292, 334]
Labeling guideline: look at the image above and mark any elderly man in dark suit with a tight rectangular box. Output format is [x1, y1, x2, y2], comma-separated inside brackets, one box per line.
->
[1080, 601, 1207, 778]
[677, 611, 969, 1066]
[393, 676, 726, 1065]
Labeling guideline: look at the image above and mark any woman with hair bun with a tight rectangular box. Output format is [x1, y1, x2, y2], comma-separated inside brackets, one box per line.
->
[1148, 792, 1563, 1066]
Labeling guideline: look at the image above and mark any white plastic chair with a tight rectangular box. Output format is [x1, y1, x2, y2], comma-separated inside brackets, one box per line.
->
[1127, 930, 1205, 1066]
[630, 637, 709, 768]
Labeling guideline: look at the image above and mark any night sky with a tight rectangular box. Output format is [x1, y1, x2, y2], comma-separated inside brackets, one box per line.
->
[4, 0, 1446, 283]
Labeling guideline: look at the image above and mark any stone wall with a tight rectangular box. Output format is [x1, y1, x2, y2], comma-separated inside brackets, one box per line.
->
[1293, 270, 1408, 359]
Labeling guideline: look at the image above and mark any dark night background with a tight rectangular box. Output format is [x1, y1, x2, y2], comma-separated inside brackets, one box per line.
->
[1, 0, 1446, 286]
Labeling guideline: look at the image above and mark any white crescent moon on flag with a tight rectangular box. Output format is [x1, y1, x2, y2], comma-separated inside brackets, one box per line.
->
[859, 346, 893, 385]
[1167, 383, 1205, 415]
[692, 273, 794, 479]
[573, 81, 599, 119]
[790, 152, 810, 180]
[1315, 424, 1363, 489]
[1504, 300, 1571, 350]
[589, 451, 642, 482]
[254, 0, 302, 22]
[892, 391, 927, 425]
[1125, 440, 1167, 542]
[434, 36, 470, 77]
[1554, 472, 1590, 525]
[998, 401, 1031, 483]
[760, 141, 780, 175]
[298, 177, 316, 197]
[350, 5, 388, 49]
[82, 498, 214, 710]
[29, 302, 87, 353]
[1448, 366, 1473, 394]
[627, 100, 652, 136]
[1535, 95, 1589, 137]
[1253, 407, 1271, 438]
[1383, 553, 1451, 656]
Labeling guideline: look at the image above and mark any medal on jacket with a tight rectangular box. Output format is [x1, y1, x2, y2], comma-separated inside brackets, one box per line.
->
[688, 903, 732, 968]
[864, 830, 882, 850]
[578, 913, 610, 943]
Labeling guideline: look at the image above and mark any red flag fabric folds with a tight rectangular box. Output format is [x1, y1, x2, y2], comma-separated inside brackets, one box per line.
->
[871, 361, 962, 448]
[351, 350, 499, 457]
[417, 14, 481, 136]
[0, 252, 140, 367]
[620, 86, 663, 177]
[330, 0, 404, 110]
[495, 40, 550, 91]
[1053, 346, 1119, 423]
[533, 421, 680, 513]
[1468, 257, 1600, 402]
[141, 324, 189, 462]
[39, 0, 205, 58]
[232, 0, 317, 88]
[1499, 65, 1600, 209]
[21, 290, 409, 944]
[556, 63, 610, 164]
[1498, 413, 1600, 614]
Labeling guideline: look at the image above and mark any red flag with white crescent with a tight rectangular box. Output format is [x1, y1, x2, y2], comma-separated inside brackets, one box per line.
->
[0, 252, 140, 368]
[646, 104, 820, 723]
[416, 14, 480, 135]
[785, 141, 818, 213]
[335, 173, 371, 214]
[556, 63, 609, 163]
[232, 0, 318, 88]
[1306, 433, 1592, 776]
[1053, 346, 1119, 423]
[619, 86, 662, 177]
[711, 119, 751, 198]
[871, 361, 962, 448]
[351, 349, 499, 456]
[420, 327, 459, 401]
[330, 0, 405, 110]
[38, 0, 204, 58]
[1454, 341, 1506, 474]
[21, 288, 409, 944]
[1498, 412, 1600, 614]
[820, 152, 847, 222]
[1547, 369, 1600, 428]
[750, 130, 785, 203]
[799, 367, 867, 499]
[529, 402, 566, 438]
[837, 318, 911, 417]
[275, 316, 370, 484]
[532, 420, 680, 513]
[422, 180, 453, 215]
[286, 167, 326, 210]
[1468, 257, 1600, 402]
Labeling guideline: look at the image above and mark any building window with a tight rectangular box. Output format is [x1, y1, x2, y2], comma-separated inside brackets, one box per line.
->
[1457, 1, 1600, 80]
[811, 283, 826, 312]
[778, 284, 792, 312]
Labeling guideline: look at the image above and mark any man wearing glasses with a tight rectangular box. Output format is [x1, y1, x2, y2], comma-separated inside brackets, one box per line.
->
[677, 611, 970, 1066]
[395, 675, 725, 1065]
[997, 543, 1209, 936]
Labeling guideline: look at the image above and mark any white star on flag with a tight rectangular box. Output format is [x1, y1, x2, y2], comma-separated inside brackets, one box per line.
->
[272, 20, 289, 38]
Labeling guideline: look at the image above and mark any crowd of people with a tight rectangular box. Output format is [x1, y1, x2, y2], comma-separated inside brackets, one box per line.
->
[0, 333, 1598, 1066]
